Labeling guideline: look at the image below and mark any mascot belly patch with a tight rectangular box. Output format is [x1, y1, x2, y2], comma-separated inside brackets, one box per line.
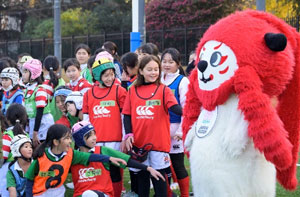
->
[183, 10, 300, 197]
[186, 94, 276, 196]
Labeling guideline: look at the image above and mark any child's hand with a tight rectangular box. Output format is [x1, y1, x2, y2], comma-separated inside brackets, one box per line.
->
[121, 72, 130, 81]
[147, 167, 165, 181]
[109, 157, 127, 166]
[125, 136, 134, 151]
[33, 131, 41, 147]
[120, 140, 128, 153]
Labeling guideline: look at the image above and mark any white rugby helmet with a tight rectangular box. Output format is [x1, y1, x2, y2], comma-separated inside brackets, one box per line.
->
[0, 67, 20, 87]
[65, 91, 83, 110]
[11, 134, 32, 158]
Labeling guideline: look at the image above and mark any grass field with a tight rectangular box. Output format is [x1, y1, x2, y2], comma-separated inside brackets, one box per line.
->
[0, 131, 299, 196]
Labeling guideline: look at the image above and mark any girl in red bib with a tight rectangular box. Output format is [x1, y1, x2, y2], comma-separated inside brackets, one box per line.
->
[122, 55, 182, 197]
[82, 53, 127, 197]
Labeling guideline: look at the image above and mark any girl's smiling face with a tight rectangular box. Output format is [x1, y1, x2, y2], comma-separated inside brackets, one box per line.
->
[65, 65, 81, 81]
[84, 130, 97, 148]
[139, 60, 160, 83]
[56, 96, 67, 113]
[22, 69, 31, 84]
[161, 53, 179, 74]
[56, 132, 72, 152]
[20, 142, 33, 159]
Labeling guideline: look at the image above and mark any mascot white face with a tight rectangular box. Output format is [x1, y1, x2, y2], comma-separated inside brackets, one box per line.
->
[197, 40, 238, 91]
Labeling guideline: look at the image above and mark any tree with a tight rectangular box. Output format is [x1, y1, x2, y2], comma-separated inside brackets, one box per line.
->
[92, 0, 132, 33]
[145, 0, 242, 30]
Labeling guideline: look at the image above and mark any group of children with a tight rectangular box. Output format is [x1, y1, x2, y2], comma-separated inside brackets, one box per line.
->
[0, 41, 192, 197]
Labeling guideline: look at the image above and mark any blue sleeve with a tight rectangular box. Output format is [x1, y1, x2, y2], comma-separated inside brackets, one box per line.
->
[13, 94, 23, 104]
[88, 153, 110, 163]
[25, 179, 33, 197]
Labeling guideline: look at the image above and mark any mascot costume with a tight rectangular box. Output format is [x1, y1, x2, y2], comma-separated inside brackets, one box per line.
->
[183, 10, 300, 196]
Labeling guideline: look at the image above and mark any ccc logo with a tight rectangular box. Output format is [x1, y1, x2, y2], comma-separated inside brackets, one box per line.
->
[93, 105, 110, 115]
[136, 106, 154, 116]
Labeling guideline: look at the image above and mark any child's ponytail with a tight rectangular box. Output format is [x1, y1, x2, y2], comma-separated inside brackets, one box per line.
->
[43, 55, 59, 88]
[12, 119, 24, 136]
[33, 141, 48, 159]
[6, 103, 27, 135]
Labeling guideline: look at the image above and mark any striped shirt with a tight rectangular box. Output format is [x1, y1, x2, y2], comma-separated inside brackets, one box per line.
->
[2, 127, 13, 160]
[25, 83, 49, 108]
[68, 76, 92, 94]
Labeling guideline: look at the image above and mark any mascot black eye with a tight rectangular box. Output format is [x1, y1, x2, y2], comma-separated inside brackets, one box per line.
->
[210, 51, 222, 67]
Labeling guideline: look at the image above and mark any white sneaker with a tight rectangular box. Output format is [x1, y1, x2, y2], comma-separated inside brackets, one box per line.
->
[66, 182, 74, 189]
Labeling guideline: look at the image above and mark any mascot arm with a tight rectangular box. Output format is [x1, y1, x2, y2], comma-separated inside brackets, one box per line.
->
[182, 71, 202, 143]
[234, 66, 292, 170]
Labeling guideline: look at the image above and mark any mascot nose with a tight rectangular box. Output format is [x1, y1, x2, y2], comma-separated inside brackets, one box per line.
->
[197, 60, 208, 73]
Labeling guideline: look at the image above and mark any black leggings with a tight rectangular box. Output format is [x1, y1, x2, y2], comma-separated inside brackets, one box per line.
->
[136, 168, 168, 197]
[170, 152, 188, 179]
[109, 164, 121, 182]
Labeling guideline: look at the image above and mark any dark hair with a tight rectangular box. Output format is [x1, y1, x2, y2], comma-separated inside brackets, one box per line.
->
[102, 41, 119, 61]
[33, 124, 71, 159]
[63, 58, 80, 72]
[87, 55, 96, 69]
[120, 52, 138, 75]
[94, 48, 106, 56]
[0, 59, 10, 73]
[1, 57, 17, 69]
[43, 55, 59, 87]
[135, 55, 161, 87]
[75, 44, 91, 56]
[146, 43, 159, 56]
[6, 103, 27, 136]
[0, 112, 7, 132]
[136, 44, 154, 55]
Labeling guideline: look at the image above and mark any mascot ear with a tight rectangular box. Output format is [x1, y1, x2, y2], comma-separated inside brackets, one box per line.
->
[264, 33, 287, 51]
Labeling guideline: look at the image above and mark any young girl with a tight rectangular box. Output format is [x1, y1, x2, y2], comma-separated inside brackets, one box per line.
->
[0, 103, 28, 197]
[122, 55, 182, 197]
[22, 59, 54, 147]
[75, 44, 93, 84]
[25, 124, 126, 197]
[161, 48, 190, 197]
[102, 41, 122, 79]
[63, 58, 92, 94]
[70, 121, 165, 197]
[65, 91, 83, 123]
[120, 52, 139, 90]
[42, 55, 66, 122]
[54, 86, 77, 128]
[7, 134, 32, 197]
[82, 55, 127, 197]
[0, 67, 23, 115]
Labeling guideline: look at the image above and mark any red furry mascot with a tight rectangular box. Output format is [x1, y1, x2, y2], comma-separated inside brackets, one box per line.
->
[183, 10, 300, 196]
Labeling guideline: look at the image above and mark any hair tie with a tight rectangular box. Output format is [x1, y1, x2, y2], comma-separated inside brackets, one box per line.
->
[49, 67, 53, 70]
[16, 119, 20, 123]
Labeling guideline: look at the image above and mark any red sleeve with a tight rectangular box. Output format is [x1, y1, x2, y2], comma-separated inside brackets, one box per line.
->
[118, 85, 127, 109]
[82, 90, 89, 114]
[164, 86, 178, 108]
[122, 88, 131, 115]
[55, 115, 71, 128]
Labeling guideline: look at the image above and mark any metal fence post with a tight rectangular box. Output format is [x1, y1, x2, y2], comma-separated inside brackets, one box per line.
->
[184, 26, 187, 65]
[71, 35, 74, 57]
[121, 30, 124, 55]
[161, 27, 165, 51]
[5, 40, 8, 56]
[104, 31, 106, 43]
[42, 37, 46, 60]
[87, 34, 90, 46]
[29, 39, 32, 55]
